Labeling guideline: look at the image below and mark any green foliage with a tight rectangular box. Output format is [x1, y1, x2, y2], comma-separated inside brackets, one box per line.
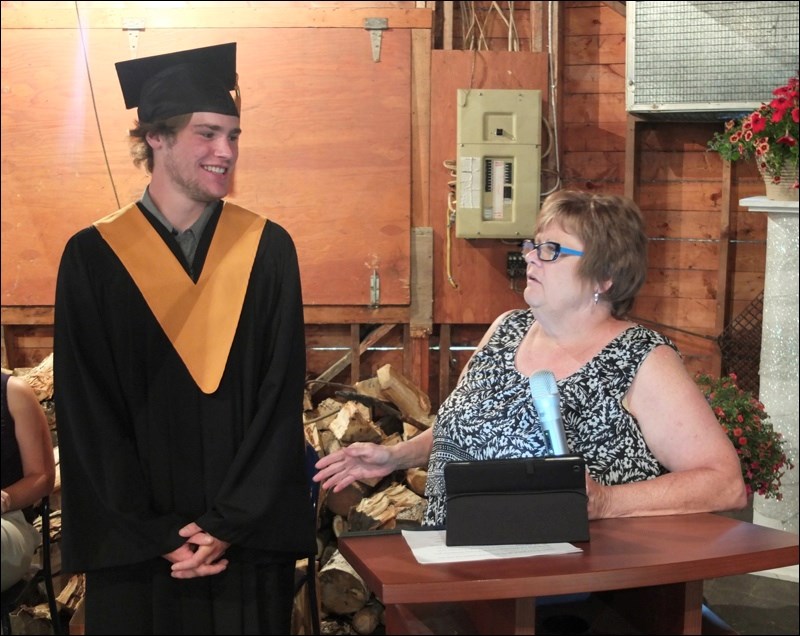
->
[696, 373, 794, 500]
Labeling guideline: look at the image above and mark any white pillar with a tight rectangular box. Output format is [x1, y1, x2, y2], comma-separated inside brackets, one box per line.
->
[739, 196, 799, 583]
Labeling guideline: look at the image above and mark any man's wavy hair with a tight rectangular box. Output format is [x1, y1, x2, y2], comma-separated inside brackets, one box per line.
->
[128, 113, 192, 174]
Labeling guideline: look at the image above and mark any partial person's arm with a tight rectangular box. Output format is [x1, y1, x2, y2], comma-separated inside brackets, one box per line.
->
[314, 310, 515, 491]
[586, 345, 747, 519]
[314, 429, 433, 492]
[2, 376, 55, 513]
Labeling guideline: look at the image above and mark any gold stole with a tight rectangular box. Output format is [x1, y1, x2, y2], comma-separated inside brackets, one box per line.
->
[94, 202, 267, 394]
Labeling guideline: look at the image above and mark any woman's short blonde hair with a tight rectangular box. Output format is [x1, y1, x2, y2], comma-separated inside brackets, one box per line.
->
[535, 190, 648, 318]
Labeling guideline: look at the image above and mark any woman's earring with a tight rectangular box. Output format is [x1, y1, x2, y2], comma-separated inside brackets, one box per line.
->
[593, 291, 600, 304]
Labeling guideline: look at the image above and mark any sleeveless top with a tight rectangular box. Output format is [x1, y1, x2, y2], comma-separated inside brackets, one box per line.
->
[423, 309, 677, 527]
[1, 372, 25, 491]
[1, 372, 36, 522]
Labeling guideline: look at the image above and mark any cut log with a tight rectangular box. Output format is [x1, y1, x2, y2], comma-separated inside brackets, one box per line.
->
[319, 550, 369, 615]
[352, 599, 383, 635]
[405, 467, 428, 497]
[303, 423, 321, 456]
[319, 429, 342, 457]
[324, 481, 369, 517]
[328, 401, 383, 444]
[347, 490, 396, 532]
[352, 376, 385, 401]
[382, 432, 403, 447]
[56, 573, 85, 613]
[375, 414, 404, 437]
[331, 514, 349, 537]
[376, 364, 431, 421]
[305, 397, 342, 429]
[18, 352, 54, 401]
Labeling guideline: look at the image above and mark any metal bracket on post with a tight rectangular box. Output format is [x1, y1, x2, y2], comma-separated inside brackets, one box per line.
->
[122, 18, 145, 57]
[363, 18, 388, 63]
[369, 269, 381, 308]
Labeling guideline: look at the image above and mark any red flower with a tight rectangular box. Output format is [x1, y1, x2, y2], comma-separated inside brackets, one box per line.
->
[751, 113, 767, 133]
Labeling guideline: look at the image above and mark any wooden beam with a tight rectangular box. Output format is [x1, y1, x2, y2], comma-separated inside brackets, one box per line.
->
[1, 7, 434, 30]
[303, 306, 409, 324]
[0, 304, 411, 326]
[442, 1, 454, 50]
[309, 324, 396, 395]
[713, 159, 733, 376]
[1, 306, 55, 325]
[350, 324, 361, 385]
[530, 0, 545, 53]
[438, 324, 452, 406]
[603, 2, 627, 17]
[624, 113, 642, 202]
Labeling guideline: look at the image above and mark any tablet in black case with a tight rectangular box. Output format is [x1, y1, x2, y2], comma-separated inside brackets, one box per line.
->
[444, 455, 590, 546]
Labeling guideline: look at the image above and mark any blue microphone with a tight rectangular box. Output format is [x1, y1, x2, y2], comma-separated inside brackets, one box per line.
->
[529, 370, 570, 455]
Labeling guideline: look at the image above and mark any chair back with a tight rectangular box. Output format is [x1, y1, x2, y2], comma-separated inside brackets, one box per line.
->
[0, 496, 63, 635]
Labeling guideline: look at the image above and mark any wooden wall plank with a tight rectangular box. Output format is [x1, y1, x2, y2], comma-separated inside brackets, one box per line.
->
[562, 122, 626, 151]
[562, 93, 627, 123]
[2, 4, 432, 29]
[563, 34, 626, 65]
[564, 1, 626, 36]
[564, 63, 625, 94]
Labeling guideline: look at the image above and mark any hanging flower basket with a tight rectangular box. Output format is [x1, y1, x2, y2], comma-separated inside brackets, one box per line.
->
[708, 75, 799, 200]
[756, 159, 799, 201]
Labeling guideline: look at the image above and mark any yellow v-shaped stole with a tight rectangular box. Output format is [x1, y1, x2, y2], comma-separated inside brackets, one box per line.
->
[94, 202, 267, 394]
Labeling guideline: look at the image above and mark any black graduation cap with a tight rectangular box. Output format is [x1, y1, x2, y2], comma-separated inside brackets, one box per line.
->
[115, 43, 239, 124]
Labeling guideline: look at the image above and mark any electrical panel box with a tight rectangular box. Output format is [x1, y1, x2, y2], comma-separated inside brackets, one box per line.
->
[455, 89, 541, 239]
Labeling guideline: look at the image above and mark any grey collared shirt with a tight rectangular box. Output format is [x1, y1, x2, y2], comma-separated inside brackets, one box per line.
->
[139, 189, 216, 268]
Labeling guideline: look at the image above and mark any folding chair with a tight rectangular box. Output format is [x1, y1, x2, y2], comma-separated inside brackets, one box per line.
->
[1, 496, 62, 635]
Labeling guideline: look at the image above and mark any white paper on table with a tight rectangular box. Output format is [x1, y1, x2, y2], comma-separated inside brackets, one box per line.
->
[401, 529, 583, 564]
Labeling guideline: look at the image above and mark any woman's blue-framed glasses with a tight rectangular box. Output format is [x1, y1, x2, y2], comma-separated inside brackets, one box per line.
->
[521, 240, 584, 262]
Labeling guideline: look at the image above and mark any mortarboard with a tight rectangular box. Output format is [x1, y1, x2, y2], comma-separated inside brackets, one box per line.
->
[115, 43, 239, 124]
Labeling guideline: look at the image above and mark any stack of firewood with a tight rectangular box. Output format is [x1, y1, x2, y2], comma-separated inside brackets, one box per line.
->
[300, 363, 434, 635]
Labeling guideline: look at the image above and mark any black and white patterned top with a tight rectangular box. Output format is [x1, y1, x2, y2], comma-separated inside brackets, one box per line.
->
[422, 308, 677, 527]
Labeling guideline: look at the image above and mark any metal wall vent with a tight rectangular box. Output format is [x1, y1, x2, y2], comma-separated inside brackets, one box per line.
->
[626, 1, 799, 121]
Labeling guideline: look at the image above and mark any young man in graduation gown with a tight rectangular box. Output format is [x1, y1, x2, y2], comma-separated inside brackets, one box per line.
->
[53, 43, 316, 634]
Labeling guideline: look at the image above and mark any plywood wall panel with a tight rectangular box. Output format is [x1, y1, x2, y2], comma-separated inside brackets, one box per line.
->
[2, 20, 413, 308]
[428, 50, 548, 325]
[1, 28, 123, 306]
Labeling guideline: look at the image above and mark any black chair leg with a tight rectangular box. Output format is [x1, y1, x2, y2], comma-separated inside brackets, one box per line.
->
[2, 611, 12, 636]
[307, 555, 320, 635]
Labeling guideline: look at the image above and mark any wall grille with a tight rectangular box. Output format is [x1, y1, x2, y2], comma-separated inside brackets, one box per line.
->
[627, 1, 800, 120]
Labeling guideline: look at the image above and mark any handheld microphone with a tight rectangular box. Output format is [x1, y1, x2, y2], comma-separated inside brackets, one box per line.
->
[529, 370, 570, 455]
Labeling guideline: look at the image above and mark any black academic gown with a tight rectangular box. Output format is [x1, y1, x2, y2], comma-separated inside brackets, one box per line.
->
[53, 202, 316, 634]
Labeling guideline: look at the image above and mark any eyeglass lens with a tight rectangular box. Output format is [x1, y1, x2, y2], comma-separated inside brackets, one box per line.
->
[521, 241, 560, 261]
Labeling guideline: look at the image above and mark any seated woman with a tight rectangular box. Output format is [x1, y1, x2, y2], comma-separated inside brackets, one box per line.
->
[314, 190, 747, 525]
[1, 371, 56, 591]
